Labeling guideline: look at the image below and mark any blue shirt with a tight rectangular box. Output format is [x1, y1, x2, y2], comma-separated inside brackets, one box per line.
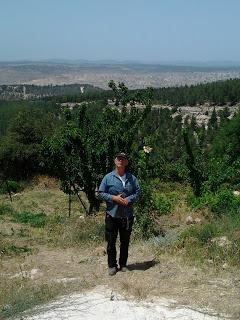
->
[98, 170, 140, 218]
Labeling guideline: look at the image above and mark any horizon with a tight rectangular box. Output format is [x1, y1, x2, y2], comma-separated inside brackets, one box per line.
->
[1, 58, 240, 68]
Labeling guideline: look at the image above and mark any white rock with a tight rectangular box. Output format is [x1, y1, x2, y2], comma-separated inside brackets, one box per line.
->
[194, 217, 202, 224]
[211, 236, 232, 248]
[24, 285, 220, 320]
[186, 216, 194, 225]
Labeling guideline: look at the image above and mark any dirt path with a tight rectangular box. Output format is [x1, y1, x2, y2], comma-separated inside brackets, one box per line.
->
[2, 242, 239, 319]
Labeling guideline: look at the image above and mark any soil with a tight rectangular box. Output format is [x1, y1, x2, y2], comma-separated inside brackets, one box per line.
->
[2, 242, 240, 319]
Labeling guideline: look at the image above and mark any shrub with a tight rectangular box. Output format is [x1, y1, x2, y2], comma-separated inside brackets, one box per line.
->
[135, 181, 155, 239]
[211, 189, 240, 216]
[0, 203, 15, 216]
[13, 212, 47, 228]
[180, 223, 218, 245]
[0, 180, 23, 194]
[155, 194, 172, 214]
[189, 188, 240, 217]
[154, 192, 179, 215]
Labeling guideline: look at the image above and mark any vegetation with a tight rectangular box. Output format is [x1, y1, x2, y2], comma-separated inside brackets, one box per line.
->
[1, 79, 240, 317]
[0, 83, 102, 100]
[44, 78, 240, 106]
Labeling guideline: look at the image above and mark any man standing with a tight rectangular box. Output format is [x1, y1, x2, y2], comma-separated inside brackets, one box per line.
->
[98, 152, 140, 276]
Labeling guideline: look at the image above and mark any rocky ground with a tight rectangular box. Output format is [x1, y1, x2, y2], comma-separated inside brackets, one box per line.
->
[1, 242, 240, 319]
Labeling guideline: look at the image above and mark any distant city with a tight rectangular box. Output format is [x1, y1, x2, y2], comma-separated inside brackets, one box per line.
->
[1, 60, 240, 89]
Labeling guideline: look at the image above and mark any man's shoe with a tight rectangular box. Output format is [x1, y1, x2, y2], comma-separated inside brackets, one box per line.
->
[108, 267, 117, 276]
[120, 266, 129, 272]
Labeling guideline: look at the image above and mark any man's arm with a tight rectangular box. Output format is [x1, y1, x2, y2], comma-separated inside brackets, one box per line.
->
[126, 177, 140, 205]
[97, 176, 113, 202]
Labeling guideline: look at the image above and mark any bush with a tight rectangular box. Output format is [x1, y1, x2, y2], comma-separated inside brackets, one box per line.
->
[180, 223, 218, 245]
[0, 203, 15, 216]
[211, 189, 240, 216]
[177, 217, 240, 266]
[154, 192, 179, 215]
[188, 188, 240, 217]
[13, 212, 47, 228]
[0, 180, 23, 194]
[135, 181, 155, 239]
[155, 194, 172, 214]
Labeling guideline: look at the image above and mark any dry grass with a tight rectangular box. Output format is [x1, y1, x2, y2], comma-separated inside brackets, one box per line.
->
[1, 179, 240, 319]
[0, 177, 107, 318]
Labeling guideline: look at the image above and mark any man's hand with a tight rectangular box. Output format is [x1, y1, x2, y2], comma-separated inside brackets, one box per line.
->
[112, 194, 129, 206]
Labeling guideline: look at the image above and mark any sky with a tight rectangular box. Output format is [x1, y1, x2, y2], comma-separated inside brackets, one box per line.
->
[0, 0, 240, 63]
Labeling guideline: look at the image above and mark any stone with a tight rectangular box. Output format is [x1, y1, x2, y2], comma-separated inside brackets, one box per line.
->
[93, 246, 106, 256]
[194, 217, 202, 224]
[211, 236, 232, 248]
[186, 216, 194, 225]
[222, 263, 229, 269]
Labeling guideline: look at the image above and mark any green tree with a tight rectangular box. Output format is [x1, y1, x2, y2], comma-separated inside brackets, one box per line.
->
[0, 108, 56, 179]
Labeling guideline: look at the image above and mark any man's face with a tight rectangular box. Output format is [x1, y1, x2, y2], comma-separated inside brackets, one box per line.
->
[115, 156, 128, 168]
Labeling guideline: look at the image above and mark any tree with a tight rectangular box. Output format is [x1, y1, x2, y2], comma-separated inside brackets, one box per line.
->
[44, 95, 151, 214]
[0, 108, 56, 179]
[183, 129, 204, 197]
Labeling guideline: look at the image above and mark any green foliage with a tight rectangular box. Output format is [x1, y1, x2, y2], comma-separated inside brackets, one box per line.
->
[177, 213, 240, 266]
[135, 180, 155, 239]
[181, 223, 218, 245]
[1, 79, 240, 235]
[0, 106, 57, 179]
[188, 188, 240, 217]
[0, 203, 15, 216]
[211, 112, 240, 164]
[155, 194, 172, 214]
[0, 83, 102, 101]
[154, 192, 179, 215]
[44, 96, 150, 213]
[211, 189, 240, 216]
[0, 180, 23, 194]
[183, 129, 204, 196]
[13, 212, 47, 228]
[204, 112, 240, 191]
[48, 79, 240, 107]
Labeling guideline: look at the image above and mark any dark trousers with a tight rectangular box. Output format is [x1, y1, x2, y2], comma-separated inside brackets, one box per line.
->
[105, 214, 134, 268]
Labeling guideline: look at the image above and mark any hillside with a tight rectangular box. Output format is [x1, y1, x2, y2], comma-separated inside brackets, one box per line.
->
[0, 84, 102, 100]
[1, 179, 239, 319]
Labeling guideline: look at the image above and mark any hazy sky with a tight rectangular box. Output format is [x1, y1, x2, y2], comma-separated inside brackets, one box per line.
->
[0, 0, 240, 62]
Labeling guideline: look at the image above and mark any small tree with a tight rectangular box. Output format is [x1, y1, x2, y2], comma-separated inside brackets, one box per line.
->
[183, 128, 204, 197]
[43, 91, 151, 214]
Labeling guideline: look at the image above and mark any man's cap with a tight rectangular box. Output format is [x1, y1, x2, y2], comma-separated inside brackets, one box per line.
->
[115, 152, 128, 159]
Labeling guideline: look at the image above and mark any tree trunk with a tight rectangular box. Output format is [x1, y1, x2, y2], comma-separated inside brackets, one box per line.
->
[86, 189, 100, 215]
